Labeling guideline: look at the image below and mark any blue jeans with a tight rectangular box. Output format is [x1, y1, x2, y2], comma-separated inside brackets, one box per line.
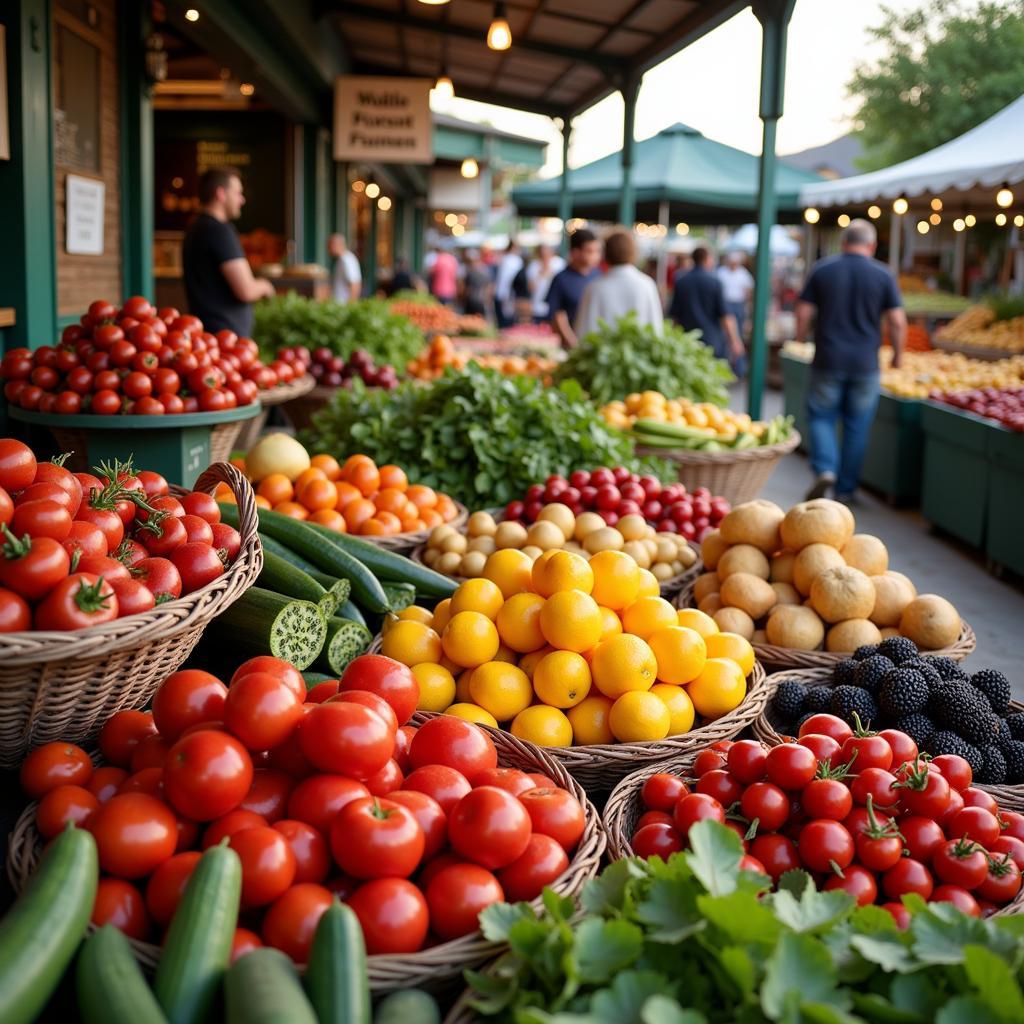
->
[807, 369, 880, 495]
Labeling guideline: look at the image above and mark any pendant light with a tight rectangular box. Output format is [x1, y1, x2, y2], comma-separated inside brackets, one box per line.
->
[433, 70, 454, 100]
[487, 3, 512, 50]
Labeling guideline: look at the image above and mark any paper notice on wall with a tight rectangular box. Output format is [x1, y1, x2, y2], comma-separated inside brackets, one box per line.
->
[334, 77, 433, 164]
[65, 174, 105, 255]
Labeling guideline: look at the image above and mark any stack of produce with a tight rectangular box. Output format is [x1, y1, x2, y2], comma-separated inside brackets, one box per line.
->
[881, 349, 1024, 398]
[937, 298, 1024, 353]
[471, 353, 558, 380]
[421, 504, 696, 584]
[276, 345, 399, 390]
[406, 336, 556, 382]
[0, 440, 241, 631]
[1, 298, 299, 415]
[379, 551, 755, 746]
[931, 386, 1024, 431]
[766, 637, 1023, 785]
[902, 290, 973, 315]
[388, 297, 460, 335]
[243, 434, 461, 536]
[455, 313, 491, 336]
[504, 468, 729, 541]
[697, 498, 963, 652]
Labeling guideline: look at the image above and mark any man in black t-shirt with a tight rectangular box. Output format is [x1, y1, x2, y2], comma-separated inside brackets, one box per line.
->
[667, 247, 745, 367]
[182, 166, 275, 336]
[795, 219, 907, 502]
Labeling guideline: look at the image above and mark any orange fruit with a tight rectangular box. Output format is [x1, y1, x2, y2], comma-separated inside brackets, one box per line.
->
[378, 465, 408, 491]
[362, 511, 401, 536]
[589, 550, 641, 610]
[294, 467, 327, 492]
[454, 669, 474, 703]
[539, 590, 603, 653]
[651, 683, 695, 735]
[687, 658, 746, 718]
[374, 488, 408, 516]
[704, 632, 755, 677]
[469, 662, 532, 720]
[495, 592, 546, 653]
[590, 634, 658, 698]
[350, 461, 381, 497]
[442, 611, 500, 668]
[273, 501, 308, 520]
[450, 578, 504, 621]
[381, 620, 442, 666]
[334, 481, 363, 510]
[406, 485, 437, 510]
[518, 645, 554, 681]
[420, 508, 443, 528]
[431, 598, 452, 634]
[343, 498, 377, 531]
[230, 455, 248, 474]
[676, 608, 720, 639]
[341, 454, 374, 479]
[510, 706, 573, 747]
[360, 518, 389, 536]
[483, 549, 534, 599]
[254, 494, 272, 510]
[298, 477, 338, 512]
[636, 568, 660, 598]
[608, 691, 671, 742]
[531, 550, 594, 598]
[435, 495, 458, 522]
[257, 473, 293, 505]
[396, 606, 434, 625]
[445, 703, 498, 728]
[648, 626, 707, 685]
[412, 663, 456, 712]
[620, 596, 678, 640]
[532, 650, 592, 708]
[567, 694, 615, 745]
[597, 606, 623, 642]
[310, 453, 341, 480]
[308, 508, 347, 531]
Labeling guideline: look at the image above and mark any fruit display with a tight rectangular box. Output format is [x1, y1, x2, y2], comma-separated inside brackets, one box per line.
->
[767, 638, 1024, 785]
[504, 468, 729, 542]
[697, 498, 963, 652]
[388, 299, 459, 335]
[405, 334, 556, 382]
[932, 386, 1024, 431]
[937, 301, 1024, 353]
[277, 345, 399, 390]
[0, 441, 241, 631]
[1, 298, 301, 416]
[421, 504, 696, 584]
[881, 349, 1024, 398]
[378, 553, 756, 746]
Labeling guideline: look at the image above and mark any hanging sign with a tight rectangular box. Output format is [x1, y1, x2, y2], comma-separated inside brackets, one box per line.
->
[333, 76, 433, 164]
[65, 174, 105, 255]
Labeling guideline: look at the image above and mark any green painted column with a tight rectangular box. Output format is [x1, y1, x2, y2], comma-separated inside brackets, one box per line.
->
[301, 126, 319, 264]
[618, 78, 639, 227]
[558, 118, 573, 256]
[336, 162, 350, 241]
[0, 0, 57, 351]
[748, 0, 796, 419]
[412, 206, 425, 276]
[393, 197, 408, 264]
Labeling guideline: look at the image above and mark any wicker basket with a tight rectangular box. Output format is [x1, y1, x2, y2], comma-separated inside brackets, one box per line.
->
[361, 502, 469, 554]
[5, 727, 604, 993]
[0, 463, 262, 768]
[280, 384, 339, 432]
[635, 431, 800, 506]
[234, 374, 316, 453]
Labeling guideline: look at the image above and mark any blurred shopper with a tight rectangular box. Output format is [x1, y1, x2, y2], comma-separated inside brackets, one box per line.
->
[545, 228, 602, 348]
[718, 251, 754, 338]
[463, 249, 493, 317]
[668, 246, 745, 369]
[429, 246, 459, 306]
[384, 257, 420, 297]
[526, 245, 566, 323]
[574, 229, 662, 338]
[795, 219, 906, 503]
[328, 233, 362, 303]
[183, 166, 274, 335]
[494, 240, 524, 327]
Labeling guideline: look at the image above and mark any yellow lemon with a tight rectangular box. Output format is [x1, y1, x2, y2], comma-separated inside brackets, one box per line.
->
[450, 578, 505, 620]
[412, 662, 456, 712]
[620, 596, 678, 640]
[455, 668, 475, 703]
[532, 549, 594, 597]
[636, 568, 660, 598]
[647, 625, 707, 685]
[380, 620, 443, 667]
[519, 645, 554, 681]
[432, 598, 453, 634]
[651, 683, 696, 735]
[704, 632, 755, 677]
[539, 590, 603, 653]
[589, 550, 641, 610]
[469, 661, 532, 721]
[687, 658, 747, 718]
[590, 634, 658, 698]
[510, 705, 573, 747]
[445, 703, 499, 728]
[396, 605, 434, 625]
[495, 592, 546, 653]
[532, 650, 592, 708]
[567, 694, 615, 745]
[608, 691, 671, 742]
[598, 605, 623, 642]
[442, 611, 500, 668]
[483, 548, 535, 598]
[676, 608, 720, 639]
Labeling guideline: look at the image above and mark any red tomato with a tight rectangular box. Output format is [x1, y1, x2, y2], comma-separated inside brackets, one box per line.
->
[179, 514, 214, 546]
[99, 710, 158, 767]
[132, 557, 182, 600]
[632, 822, 684, 859]
[36, 784, 99, 837]
[801, 778, 852, 821]
[145, 851, 201, 925]
[948, 806, 1001, 848]
[63, 521, 107, 559]
[119, 767, 164, 797]
[163, 730, 254, 821]
[798, 714, 852, 745]
[933, 837, 988, 889]
[287, 775, 369, 835]
[401, 764, 471, 816]
[840, 731, 893, 772]
[90, 793, 178, 878]
[0, 588, 31, 631]
[210, 523, 241, 563]
[231, 657, 306, 703]
[635, 810, 674, 832]
[0, 534, 71, 601]
[11, 500, 71, 541]
[695, 769, 743, 806]
[273, 820, 330, 884]
[961, 788, 1000, 814]
[261, 882, 334, 963]
[330, 796, 425, 879]
[993, 835, 1024, 871]
[883, 858, 934, 901]
[673, 793, 726, 836]
[930, 884, 981, 916]
[76, 505, 124, 551]
[141, 516, 187, 558]
[326, 689, 399, 735]
[110, 578, 156, 617]
[348, 877, 429, 954]
[224, 672, 303, 752]
[230, 928, 263, 964]
[88, 766, 128, 804]
[392, 725, 415, 774]
[977, 855, 1023, 904]
[882, 902, 911, 930]
[408, 717, 497, 778]
[739, 783, 790, 833]
[229, 826, 297, 907]
[931, 754, 972, 792]
[640, 773, 690, 812]
[137, 470, 170, 499]
[91, 877, 150, 939]
[798, 820, 854, 874]
[849, 767, 898, 809]
[855, 818, 904, 873]
[18, 481, 75, 514]
[449, 786, 531, 870]
[35, 573, 118, 631]
[1000, 811, 1024, 842]
[386, 790, 446, 860]
[895, 761, 951, 819]
[824, 864, 877, 906]
[750, 833, 801, 881]
[170, 542, 224, 592]
[518, 788, 585, 852]
[497, 833, 569, 902]
[364, 758, 404, 797]
[727, 739, 767, 783]
[0, 439, 36, 491]
[765, 743, 818, 790]
[129, 734, 171, 773]
[470, 767, 535, 797]
[151, 670, 228, 741]
[0, 486, 10, 527]
[878, 729, 918, 768]
[239, 769, 294, 823]
[298, 702, 393, 780]
[305, 681, 339, 705]
[425, 863, 503, 941]
[202, 808, 268, 848]
[692, 748, 728, 777]
[19, 742, 92, 799]
[180, 491, 221, 524]
[339, 654, 419, 725]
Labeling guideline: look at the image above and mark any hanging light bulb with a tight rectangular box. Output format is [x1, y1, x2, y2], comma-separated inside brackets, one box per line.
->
[487, 2, 512, 50]
[460, 158, 479, 179]
[803, 207, 820, 224]
[377, 196, 392, 211]
[996, 184, 1014, 208]
[930, 197, 943, 211]
[916, 220, 929, 235]
[365, 182, 380, 199]
[965, 214, 977, 227]
[418, 0, 450, 5]
[433, 72, 454, 100]
[893, 196, 909, 215]
[444, 213, 458, 227]
[867, 205, 881, 219]
[996, 212, 1008, 226]
[953, 219, 966, 232]
[837, 214, 851, 227]
[929, 213, 941, 226]
[675, 222, 689, 235]
[1015, 215, 1024, 228]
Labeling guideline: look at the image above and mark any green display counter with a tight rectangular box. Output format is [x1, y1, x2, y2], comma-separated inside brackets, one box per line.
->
[860, 394, 924, 505]
[986, 425, 1024, 577]
[780, 354, 810, 452]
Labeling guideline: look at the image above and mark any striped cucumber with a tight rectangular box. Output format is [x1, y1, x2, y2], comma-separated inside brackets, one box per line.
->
[314, 617, 373, 675]
[0, 825, 98, 1024]
[305, 901, 370, 1024]
[258, 548, 348, 619]
[76, 924, 167, 1024]
[225, 947, 317, 1024]
[212, 587, 327, 669]
[381, 581, 416, 611]
[337, 596, 368, 628]
[154, 842, 241, 1024]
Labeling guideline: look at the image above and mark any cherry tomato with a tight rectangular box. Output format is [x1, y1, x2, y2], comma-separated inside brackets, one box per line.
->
[949, 806, 1001, 848]
[11, 500, 71, 541]
[99, 710, 158, 767]
[632, 822, 684, 859]
[119, 767, 164, 797]
[878, 728, 918, 767]
[137, 470, 170, 499]
[695, 769, 743, 806]
[0, 439, 36, 491]
[386, 790, 447, 860]
[401, 764, 471, 816]
[896, 764, 951, 820]
[883, 858, 934, 901]
[961, 788, 1000, 815]
[145, 851, 201, 925]
[364, 758, 404, 797]
[305, 681, 339, 705]
[132, 557, 182, 600]
[449, 786, 531, 869]
[726, 739, 767, 784]
[230, 928, 263, 964]
[673, 792, 726, 836]
[425, 863, 503, 941]
[339, 654, 419, 726]
[765, 743, 817, 790]
[392, 725, 415, 774]
[163, 730, 254, 821]
[849, 767, 898, 809]
[940, 786, 965, 828]
[129, 734, 171, 773]
[930, 884, 980, 916]
[287, 775, 369, 835]
[63, 521, 108, 560]
[298, 702, 393, 780]
[90, 792, 178, 878]
[224, 672, 303, 752]
[180, 491, 221, 524]
[91, 877, 150, 939]
[238, 769, 293, 823]
[882, 902, 911, 929]
[88, 766, 128, 803]
[349, 877, 429, 953]
[19, 741, 92, 799]
[824, 864, 878, 906]
[992, 835, 1024, 872]
[740, 782, 790, 833]
[931, 753, 972, 792]
[801, 777, 852, 821]
[0, 534, 71, 601]
[210, 523, 241, 563]
[472, 767, 536, 797]
[149, 670, 226, 741]
[327, 689, 399, 734]
[855, 822, 904, 873]
[934, 837, 988, 889]
[179, 514, 214, 546]
[229, 825, 297, 907]
[799, 714, 852, 745]
[201, 808, 268, 848]
[518, 787, 585, 851]
[0, 588, 31, 631]
[273, 819, 330, 883]
[0, 486, 10, 527]
[35, 573, 118, 631]
[261, 882, 334, 962]
[76, 505, 124, 551]
[330, 796, 425, 879]
[841, 732, 893, 773]
[692, 748, 728, 777]
[798, 819, 854, 874]
[750, 833, 801, 881]
[408, 716, 497, 778]
[170, 542, 224, 592]
[1000, 811, 1024, 843]
[231, 656, 305, 702]
[36, 784, 99, 837]
[497, 833, 569, 901]
[977, 855, 1023, 904]
[140, 516, 187, 558]
[799, 732, 844, 764]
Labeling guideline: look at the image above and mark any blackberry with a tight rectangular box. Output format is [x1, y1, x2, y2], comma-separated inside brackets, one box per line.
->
[977, 745, 1008, 785]
[829, 685, 879, 727]
[994, 718, 1014, 752]
[772, 681, 806, 722]
[804, 686, 833, 714]
[1003, 741, 1024, 784]
[894, 712, 935, 748]
[832, 659, 858, 687]
[1007, 713, 1024, 741]
[970, 669, 1012, 716]
[853, 643, 880, 662]
[854, 655, 895, 695]
[877, 635, 920, 665]
[925, 730, 983, 775]
[902, 658, 942, 688]
[926, 656, 961, 681]
[879, 668, 929, 718]
[960, 709, 1003, 749]
[931, 681, 989, 729]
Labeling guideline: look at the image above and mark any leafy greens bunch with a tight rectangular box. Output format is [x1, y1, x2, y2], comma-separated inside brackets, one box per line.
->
[554, 314, 734, 406]
[468, 819, 1024, 1024]
[301, 363, 667, 507]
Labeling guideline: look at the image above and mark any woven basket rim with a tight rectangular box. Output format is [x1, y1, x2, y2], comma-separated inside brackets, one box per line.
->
[257, 374, 316, 407]
[636, 429, 800, 466]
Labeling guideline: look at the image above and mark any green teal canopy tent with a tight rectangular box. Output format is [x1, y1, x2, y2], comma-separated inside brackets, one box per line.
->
[512, 123, 821, 225]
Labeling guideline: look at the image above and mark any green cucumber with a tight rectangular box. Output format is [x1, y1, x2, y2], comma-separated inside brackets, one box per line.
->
[381, 581, 416, 612]
[225, 948, 317, 1024]
[307, 569, 353, 607]
[305, 902, 370, 1024]
[76, 924, 167, 1024]
[315, 617, 372, 675]
[373, 990, 441, 1024]
[259, 548, 328, 603]
[154, 842, 241, 1024]
[337, 597, 368, 628]
[212, 587, 327, 669]
[0, 825, 98, 1024]
[254, 530, 322, 575]
[630, 432, 698, 449]
[633, 418, 715, 441]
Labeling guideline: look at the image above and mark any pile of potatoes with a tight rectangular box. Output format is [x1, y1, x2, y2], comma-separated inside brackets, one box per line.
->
[696, 498, 963, 652]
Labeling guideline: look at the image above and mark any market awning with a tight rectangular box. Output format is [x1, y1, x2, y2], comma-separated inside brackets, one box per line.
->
[511, 123, 822, 224]
[800, 93, 1024, 208]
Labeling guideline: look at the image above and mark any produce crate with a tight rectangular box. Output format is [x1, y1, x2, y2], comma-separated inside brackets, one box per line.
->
[986, 425, 1024, 576]
[920, 401, 993, 548]
[860, 393, 924, 504]
[780, 353, 810, 451]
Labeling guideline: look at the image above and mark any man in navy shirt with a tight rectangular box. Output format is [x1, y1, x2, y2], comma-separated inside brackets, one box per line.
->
[796, 219, 906, 503]
[544, 229, 602, 348]
[667, 247, 745, 367]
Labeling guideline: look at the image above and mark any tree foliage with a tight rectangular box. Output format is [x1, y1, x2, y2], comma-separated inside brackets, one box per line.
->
[848, 1, 1024, 170]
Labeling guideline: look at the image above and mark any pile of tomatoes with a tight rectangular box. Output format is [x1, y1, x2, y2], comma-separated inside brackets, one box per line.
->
[0, 296, 300, 416]
[0, 439, 240, 631]
[19, 653, 587, 962]
[631, 714, 1024, 920]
